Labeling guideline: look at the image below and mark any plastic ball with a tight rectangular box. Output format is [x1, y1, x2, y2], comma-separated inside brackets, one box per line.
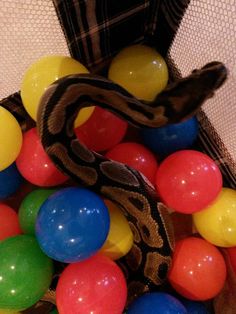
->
[16, 128, 68, 186]
[193, 188, 236, 247]
[36, 187, 110, 263]
[0, 204, 22, 241]
[105, 142, 158, 185]
[50, 309, 59, 314]
[127, 292, 187, 314]
[140, 117, 199, 158]
[0, 235, 53, 310]
[227, 247, 236, 274]
[0, 107, 22, 171]
[75, 106, 128, 152]
[0, 163, 23, 199]
[56, 254, 127, 314]
[21, 55, 94, 125]
[19, 188, 56, 235]
[168, 237, 227, 301]
[155, 150, 222, 213]
[181, 299, 209, 314]
[108, 45, 168, 101]
[100, 200, 133, 260]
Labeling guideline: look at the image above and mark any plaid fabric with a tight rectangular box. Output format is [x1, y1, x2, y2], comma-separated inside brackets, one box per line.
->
[53, 0, 189, 71]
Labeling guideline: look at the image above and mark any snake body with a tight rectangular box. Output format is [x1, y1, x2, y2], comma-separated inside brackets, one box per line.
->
[36, 62, 227, 298]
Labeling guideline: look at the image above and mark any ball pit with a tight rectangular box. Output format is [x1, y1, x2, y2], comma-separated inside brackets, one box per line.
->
[0, 49, 233, 313]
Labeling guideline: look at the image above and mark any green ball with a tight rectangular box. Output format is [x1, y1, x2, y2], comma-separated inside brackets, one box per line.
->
[0, 235, 53, 310]
[19, 189, 56, 234]
[50, 308, 58, 314]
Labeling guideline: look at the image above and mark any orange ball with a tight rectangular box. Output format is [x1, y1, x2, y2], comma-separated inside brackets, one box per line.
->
[168, 237, 226, 301]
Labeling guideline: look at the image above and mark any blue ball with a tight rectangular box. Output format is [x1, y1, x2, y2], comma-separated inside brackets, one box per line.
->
[140, 116, 198, 158]
[127, 292, 187, 314]
[36, 187, 110, 263]
[0, 163, 23, 199]
[181, 299, 209, 314]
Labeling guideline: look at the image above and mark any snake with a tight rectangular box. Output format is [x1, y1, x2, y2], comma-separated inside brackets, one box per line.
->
[34, 61, 228, 301]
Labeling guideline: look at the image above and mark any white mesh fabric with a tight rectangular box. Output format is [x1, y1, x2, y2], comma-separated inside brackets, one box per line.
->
[0, 0, 69, 99]
[169, 0, 236, 168]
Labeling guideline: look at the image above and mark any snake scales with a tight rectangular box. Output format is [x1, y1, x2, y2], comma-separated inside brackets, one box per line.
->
[35, 61, 227, 300]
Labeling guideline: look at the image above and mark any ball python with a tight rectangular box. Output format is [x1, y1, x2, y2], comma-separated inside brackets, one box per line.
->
[35, 61, 227, 302]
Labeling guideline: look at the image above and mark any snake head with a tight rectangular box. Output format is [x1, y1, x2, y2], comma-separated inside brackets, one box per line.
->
[152, 61, 228, 125]
[192, 61, 228, 94]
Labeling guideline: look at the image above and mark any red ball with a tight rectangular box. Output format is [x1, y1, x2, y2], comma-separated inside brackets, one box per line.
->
[75, 107, 128, 152]
[56, 254, 127, 314]
[168, 237, 226, 301]
[16, 128, 68, 186]
[227, 247, 236, 274]
[155, 150, 222, 213]
[105, 142, 158, 185]
[0, 204, 22, 240]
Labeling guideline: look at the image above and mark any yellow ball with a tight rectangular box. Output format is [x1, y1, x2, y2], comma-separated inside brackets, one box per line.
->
[108, 45, 168, 101]
[0, 107, 22, 171]
[100, 200, 133, 260]
[193, 188, 236, 247]
[20, 55, 94, 126]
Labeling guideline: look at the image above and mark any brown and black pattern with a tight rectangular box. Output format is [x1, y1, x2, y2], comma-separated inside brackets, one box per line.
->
[36, 61, 227, 299]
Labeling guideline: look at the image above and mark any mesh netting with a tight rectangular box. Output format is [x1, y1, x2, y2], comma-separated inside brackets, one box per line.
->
[0, 0, 69, 99]
[169, 0, 236, 168]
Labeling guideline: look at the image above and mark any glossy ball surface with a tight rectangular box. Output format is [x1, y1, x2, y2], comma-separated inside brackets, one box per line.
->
[108, 45, 168, 101]
[75, 106, 128, 152]
[0, 235, 53, 310]
[19, 188, 56, 235]
[56, 254, 127, 314]
[16, 128, 68, 186]
[21, 55, 94, 125]
[168, 237, 226, 300]
[140, 117, 198, 158]
[156, 150, 222, 213]
[193, 188, 236, 247]
[127, 292, 187, 314]
[106, 142, 158, 185]
[36, 187, 110, 262]
[100, 200, 133, 260]
[0, 107, 22, 171]
[0, 163, 23, 200]
[0, 204, 21, 241]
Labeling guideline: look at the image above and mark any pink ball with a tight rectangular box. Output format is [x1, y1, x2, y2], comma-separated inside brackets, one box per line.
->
[106, 142, 158, 185]
[155, 150, 222, 213]
[56, 254, 127, 314]
[16, 128, 68, 187]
